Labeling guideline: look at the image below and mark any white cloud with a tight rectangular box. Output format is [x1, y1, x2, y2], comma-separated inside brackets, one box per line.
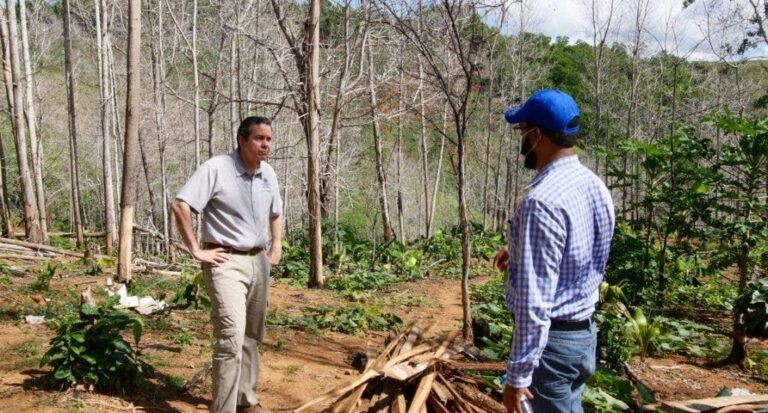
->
[499, 0, 767, 61]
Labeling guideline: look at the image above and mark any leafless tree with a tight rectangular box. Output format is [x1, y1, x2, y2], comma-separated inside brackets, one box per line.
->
[4, 0, 42, 242]
[117, 0, 142, 282]
[63, 0, 84, 247]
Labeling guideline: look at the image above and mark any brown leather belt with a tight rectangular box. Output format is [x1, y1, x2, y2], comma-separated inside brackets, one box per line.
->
[203, 242, 264, 256]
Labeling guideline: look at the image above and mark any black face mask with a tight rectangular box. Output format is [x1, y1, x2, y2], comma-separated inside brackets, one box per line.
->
[519, 132, 538, 170]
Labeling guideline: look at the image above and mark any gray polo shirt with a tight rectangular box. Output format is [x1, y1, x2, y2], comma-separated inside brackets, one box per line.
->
[176, 151, 283, 250]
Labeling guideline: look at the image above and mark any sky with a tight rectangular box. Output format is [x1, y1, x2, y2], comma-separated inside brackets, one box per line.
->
[499, 0, 767, 61]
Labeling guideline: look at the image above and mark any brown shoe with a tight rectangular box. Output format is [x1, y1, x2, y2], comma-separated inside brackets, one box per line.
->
[236, 405, 270, 413]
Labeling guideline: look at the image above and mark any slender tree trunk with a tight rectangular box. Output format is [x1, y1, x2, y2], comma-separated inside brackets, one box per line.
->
[96, 0, 116, 253]
[417, 2, 430, 238]
[151, 0, 170, 258]
[5, 0, 41, 242]
[306, 0, 324, 288]
[320, 0, 353, 219]
[428, 102, 448, 233]
[0, 7, 16, 237]
[229, 33, 237, 151]
[366, 37, 393, 242]
[117, 0, 142, 283]
[192, 0, 200, 167]
[63, 0, 84, 248]
[396, 64, 405, 243]
[457, 128, 472, 340]
[19, 0, 46, 241]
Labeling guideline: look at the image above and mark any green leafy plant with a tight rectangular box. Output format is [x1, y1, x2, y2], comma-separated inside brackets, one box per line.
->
[583, 366, 634, 412]
[268, 305, 402, 335]
[40, 296, 152, 390]
[30, 263, 58, 292]
[624, 308, 660, 360]
[734, 278, 768, 338]
[170, 270, 210, 311]
[469, 275, 514, 360]
[84, 262, 103, 277]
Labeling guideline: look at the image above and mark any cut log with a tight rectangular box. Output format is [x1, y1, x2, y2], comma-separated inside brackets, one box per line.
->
[0, 253, 50, 261]
[0, 237, 86, 257]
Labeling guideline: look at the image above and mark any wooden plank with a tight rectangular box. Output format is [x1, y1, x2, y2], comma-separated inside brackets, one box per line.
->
[662, 395, 768, 413]
[406, 331, 458, 413]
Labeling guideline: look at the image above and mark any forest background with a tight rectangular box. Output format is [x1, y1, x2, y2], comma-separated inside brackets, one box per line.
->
[0, 0, 767, 409]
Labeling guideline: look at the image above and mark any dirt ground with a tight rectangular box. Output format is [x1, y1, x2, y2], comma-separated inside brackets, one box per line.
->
[0, 260, 767, 412]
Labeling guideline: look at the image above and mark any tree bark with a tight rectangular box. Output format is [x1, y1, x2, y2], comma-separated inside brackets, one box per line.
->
[306, 0, 324, 287]
[5, 0, 41, 243]
[396, 61, 405, 243]
[192, 0, 201, 167]
[0, 7, 16, 237]
[19, 0, 46, 242]
[365, 35, 394, 242]
[63, 0, 84, 248]
[117, 0, 142, 283]
[96, 0, 116, 253]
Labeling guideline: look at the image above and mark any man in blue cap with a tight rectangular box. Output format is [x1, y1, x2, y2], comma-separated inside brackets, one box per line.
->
[496, 89, 615, 413]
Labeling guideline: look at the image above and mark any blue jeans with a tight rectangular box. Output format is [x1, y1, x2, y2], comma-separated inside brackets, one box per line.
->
[529, 322, 597, 413]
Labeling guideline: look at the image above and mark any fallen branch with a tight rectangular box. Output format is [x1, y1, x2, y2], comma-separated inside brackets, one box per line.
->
[0, 237, 86, 258]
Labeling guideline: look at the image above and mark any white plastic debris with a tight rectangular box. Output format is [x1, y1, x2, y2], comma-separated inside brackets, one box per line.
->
[105, 283, 166, 315]
[731, 388, 753, 396]
[24, 315, 45, 324]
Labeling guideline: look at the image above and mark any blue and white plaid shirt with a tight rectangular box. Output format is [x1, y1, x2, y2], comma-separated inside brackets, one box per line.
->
[505, 155, 614, 388]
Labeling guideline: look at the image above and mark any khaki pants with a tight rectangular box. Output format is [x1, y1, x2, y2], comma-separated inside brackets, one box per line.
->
[203, 252, 271, 413]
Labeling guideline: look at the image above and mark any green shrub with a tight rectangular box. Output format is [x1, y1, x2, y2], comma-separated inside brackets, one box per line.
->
[734, 278, 768, 337]
[40, 296, 152, 391]
[170, 270, 211, 311]
[30, 263, 58, 292]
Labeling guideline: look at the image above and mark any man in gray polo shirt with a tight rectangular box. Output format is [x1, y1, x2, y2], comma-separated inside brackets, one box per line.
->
[172, 116, 283, 413]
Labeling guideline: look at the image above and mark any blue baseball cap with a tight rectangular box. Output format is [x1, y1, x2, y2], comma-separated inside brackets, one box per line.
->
[504, 89, 580, 136]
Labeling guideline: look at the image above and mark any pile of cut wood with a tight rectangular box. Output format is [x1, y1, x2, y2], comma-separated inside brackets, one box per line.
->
[293, 324, 505, 413]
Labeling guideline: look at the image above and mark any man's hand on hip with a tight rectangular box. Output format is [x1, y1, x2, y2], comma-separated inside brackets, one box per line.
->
[192, 247, 230, 266]
[267, 245, 282, 266]
[503, 385, 534, 413]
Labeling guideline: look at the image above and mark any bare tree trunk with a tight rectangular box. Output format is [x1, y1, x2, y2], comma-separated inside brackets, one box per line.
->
[63, 0, 84, 248]
[192, 0, 200, 167]
[306, 0, 324, 287]
[457, 129, 472, 340]
[5, 0, 41, 242]
[396, 63, 405, 243]
[0, 7, 16, 237]
[96, 0, 116, 253]
[589, 0, 616, 182]
[365, 36, 393, 242]
[151, 0, 171, 259]
[19, 0, 46, 241]
[117, 0, 142, 283]
[428, 102, 447, 233]
[417, 1, 430, 238]
[229, 33, 237, 151]
[320, 0, 355, 219]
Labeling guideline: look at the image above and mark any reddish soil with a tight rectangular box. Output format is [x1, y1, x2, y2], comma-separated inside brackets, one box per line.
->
[0, 260, 766, 412]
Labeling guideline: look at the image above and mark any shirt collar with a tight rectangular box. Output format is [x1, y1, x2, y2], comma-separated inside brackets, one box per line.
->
[230, 151, 262, 177]
[527, 154, 579, 189]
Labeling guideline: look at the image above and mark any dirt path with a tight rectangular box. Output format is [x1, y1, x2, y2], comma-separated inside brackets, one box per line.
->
[0, 273, 478, 412]
[2, 267, 768, 412]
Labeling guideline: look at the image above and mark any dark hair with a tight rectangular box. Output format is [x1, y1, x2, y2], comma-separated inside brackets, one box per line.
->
[237, 116, 272, 139]
[237, 116, 272, 150]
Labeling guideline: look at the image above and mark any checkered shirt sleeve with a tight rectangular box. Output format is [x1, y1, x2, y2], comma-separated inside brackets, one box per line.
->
[505, 198, 566, 388]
